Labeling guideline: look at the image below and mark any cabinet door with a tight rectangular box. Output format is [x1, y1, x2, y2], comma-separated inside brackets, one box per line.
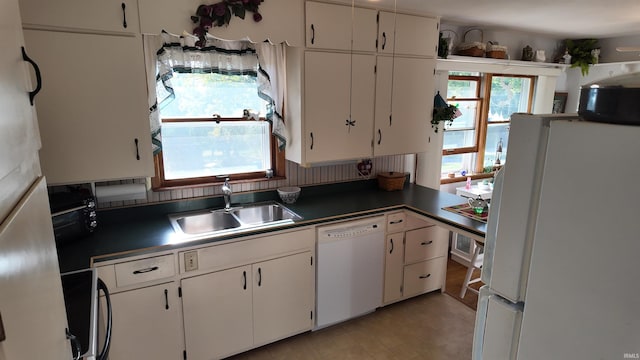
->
[305, 2, 377, 52]
[182, 265, 253, 360]
[23, 30, 154, 184]
[0, 0, 40, 220]
[403, 257, 446, 298]
[19, 0, 138, 34]
[404, 226, 448, 264]
[106, 282, 183, 360]
[383, 233, 404, 304]
[393, 14, 438, 57]
[377, 11, 395, 54]
[304, 51, 375, 163]
[0, 178, 71, 359]
[374, 56, 435, 156]
[377, 11, 438, 57]
[253, 252, 313, 346]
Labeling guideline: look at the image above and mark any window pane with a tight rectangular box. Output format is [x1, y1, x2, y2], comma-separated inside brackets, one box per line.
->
[488, 76, 532, 122]
[443, 130, 476, 150]
[161, 121, 271, 180]
[483, 123, 510, 169]
[441, 153, 477, 177]
[448, 80, 478, 98]
[160, 73, 268, 118]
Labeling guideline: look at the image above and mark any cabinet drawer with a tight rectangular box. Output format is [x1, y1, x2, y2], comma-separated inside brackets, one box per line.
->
[386, 212, 406, 233]
[403, 257, 445, 297]
[114, 254, 175, 287]
[404, 227, 448, 264]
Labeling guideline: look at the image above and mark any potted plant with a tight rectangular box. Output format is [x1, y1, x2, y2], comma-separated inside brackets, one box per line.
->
[565, 39, 599, 76]
[432, 92, 461, 133]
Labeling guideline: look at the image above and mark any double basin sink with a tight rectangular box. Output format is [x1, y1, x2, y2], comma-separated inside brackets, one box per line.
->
[168, 201, 303, 237]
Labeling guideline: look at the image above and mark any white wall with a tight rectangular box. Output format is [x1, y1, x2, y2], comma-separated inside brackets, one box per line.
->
[440, 23, 564, 62]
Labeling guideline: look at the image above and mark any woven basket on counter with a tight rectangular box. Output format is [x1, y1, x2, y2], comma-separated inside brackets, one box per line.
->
[377, 172, 407, 191]
[456, 29, 485, 57]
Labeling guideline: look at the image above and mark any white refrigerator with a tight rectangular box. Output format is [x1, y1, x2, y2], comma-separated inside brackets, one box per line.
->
[473, 113, 640, 359]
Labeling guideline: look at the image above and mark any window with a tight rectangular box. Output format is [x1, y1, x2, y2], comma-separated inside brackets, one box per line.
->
[153, 72, 283, 188]
[442, 72, 535, 180]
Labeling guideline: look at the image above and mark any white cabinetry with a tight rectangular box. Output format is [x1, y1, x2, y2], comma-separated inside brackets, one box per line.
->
[106, 283, 183, 360]
[286, 2, 439, 166]
[96, 253, 183, 360]
[19, 0, 138, 34]
[296, 51, 376, 164]
[179, 228, 315, 359]
[305, 1, 377, 51]
[374, 56, 435, 156]
[383, 211, 448, 305]
[377, 11, 438, 57]
[22, 30, 153, 184]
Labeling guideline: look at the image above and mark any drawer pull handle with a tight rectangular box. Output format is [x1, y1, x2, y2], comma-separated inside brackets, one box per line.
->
[243, 271, 247, 290]
[310, 24, 315, 44]
[389, 219, 403, 225]
[132, 266, 159, 274]
[421, 241, 433, 246]
[121, 2, 127, 29]
[164, 289, 169, 310]
[377, 129, 382, 145]
[21, 47, 42, 106]
[419, 274, 431, 279]
[134, 138, 140, 160]
[389, 238, 394, 254]
[257, 267, 262, 287]
[382, 32, 387, 50]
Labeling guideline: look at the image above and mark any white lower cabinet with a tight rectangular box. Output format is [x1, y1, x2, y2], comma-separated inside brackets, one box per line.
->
[105, 282, 183, 360]
[383, 211, 449, 305]
[181, 251, 313, 360]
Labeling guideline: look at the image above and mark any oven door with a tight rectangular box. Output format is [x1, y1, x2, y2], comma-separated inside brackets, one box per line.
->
[61, 269, 112, 360]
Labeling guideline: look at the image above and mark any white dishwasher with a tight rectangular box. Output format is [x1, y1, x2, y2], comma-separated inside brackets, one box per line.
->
[315, 215, 385, 329]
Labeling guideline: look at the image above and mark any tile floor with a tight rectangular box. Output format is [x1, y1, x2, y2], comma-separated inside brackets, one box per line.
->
[227, 291, 476, 360]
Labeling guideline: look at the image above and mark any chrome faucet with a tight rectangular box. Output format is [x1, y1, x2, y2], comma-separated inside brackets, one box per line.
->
[222, 177, 232, 210]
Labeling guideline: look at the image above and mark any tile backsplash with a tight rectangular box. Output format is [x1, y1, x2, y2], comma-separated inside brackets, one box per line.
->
[93, 155, 409, 209]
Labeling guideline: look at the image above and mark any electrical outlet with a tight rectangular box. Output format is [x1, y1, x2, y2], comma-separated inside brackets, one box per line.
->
[184, 251, 198, 272]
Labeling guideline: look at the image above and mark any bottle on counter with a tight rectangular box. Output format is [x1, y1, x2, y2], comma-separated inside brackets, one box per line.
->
[466, 176, 472, 190]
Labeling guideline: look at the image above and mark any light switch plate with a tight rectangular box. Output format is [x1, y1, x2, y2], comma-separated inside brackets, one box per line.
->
[184, 251, 198, 272]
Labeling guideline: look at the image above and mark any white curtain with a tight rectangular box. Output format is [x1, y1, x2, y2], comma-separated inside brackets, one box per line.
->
[142, 31, 287, 153]
[256, 42, 288, 149]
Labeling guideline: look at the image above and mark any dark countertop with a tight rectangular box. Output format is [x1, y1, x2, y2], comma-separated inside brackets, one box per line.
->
[57, 180, 486, 273]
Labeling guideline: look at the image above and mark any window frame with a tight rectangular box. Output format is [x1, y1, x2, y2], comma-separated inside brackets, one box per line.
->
[441, 73, 536, 183]
[443, 74, 483, 156]
[151, 116, 285, 190]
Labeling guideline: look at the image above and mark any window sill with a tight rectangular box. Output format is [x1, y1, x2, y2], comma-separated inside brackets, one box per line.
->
[152, 175, 286, 191]
[440, 172, 495, 185]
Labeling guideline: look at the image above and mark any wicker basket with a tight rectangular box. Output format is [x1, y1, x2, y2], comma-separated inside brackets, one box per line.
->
[377, 172, 407, 191]
[456, 29, 485, 57]
[486, 41, 508, 59]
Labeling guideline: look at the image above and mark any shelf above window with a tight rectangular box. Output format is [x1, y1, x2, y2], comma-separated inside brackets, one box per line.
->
[437, 55, 568, 76]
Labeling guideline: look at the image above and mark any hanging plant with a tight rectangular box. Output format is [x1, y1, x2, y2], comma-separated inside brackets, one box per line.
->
[565, 38, 598, 76]
[432, 92, 461, 133]
[191, 0, 265, 47]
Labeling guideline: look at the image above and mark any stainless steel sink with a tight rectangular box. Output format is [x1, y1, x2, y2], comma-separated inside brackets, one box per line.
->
[168, 201, 302, 237]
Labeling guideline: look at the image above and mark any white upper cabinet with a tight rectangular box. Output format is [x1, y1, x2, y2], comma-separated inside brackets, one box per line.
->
[0, 0, 41, 219]
[302, 51, 376, 164]
[374, 56, 435, 156]
[378, 11, 439, 57]
[23, 30, 154, 184]
[19, 0, 138, 34]
[138, 0, 304, 46]
[305, 1, 377, 52]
